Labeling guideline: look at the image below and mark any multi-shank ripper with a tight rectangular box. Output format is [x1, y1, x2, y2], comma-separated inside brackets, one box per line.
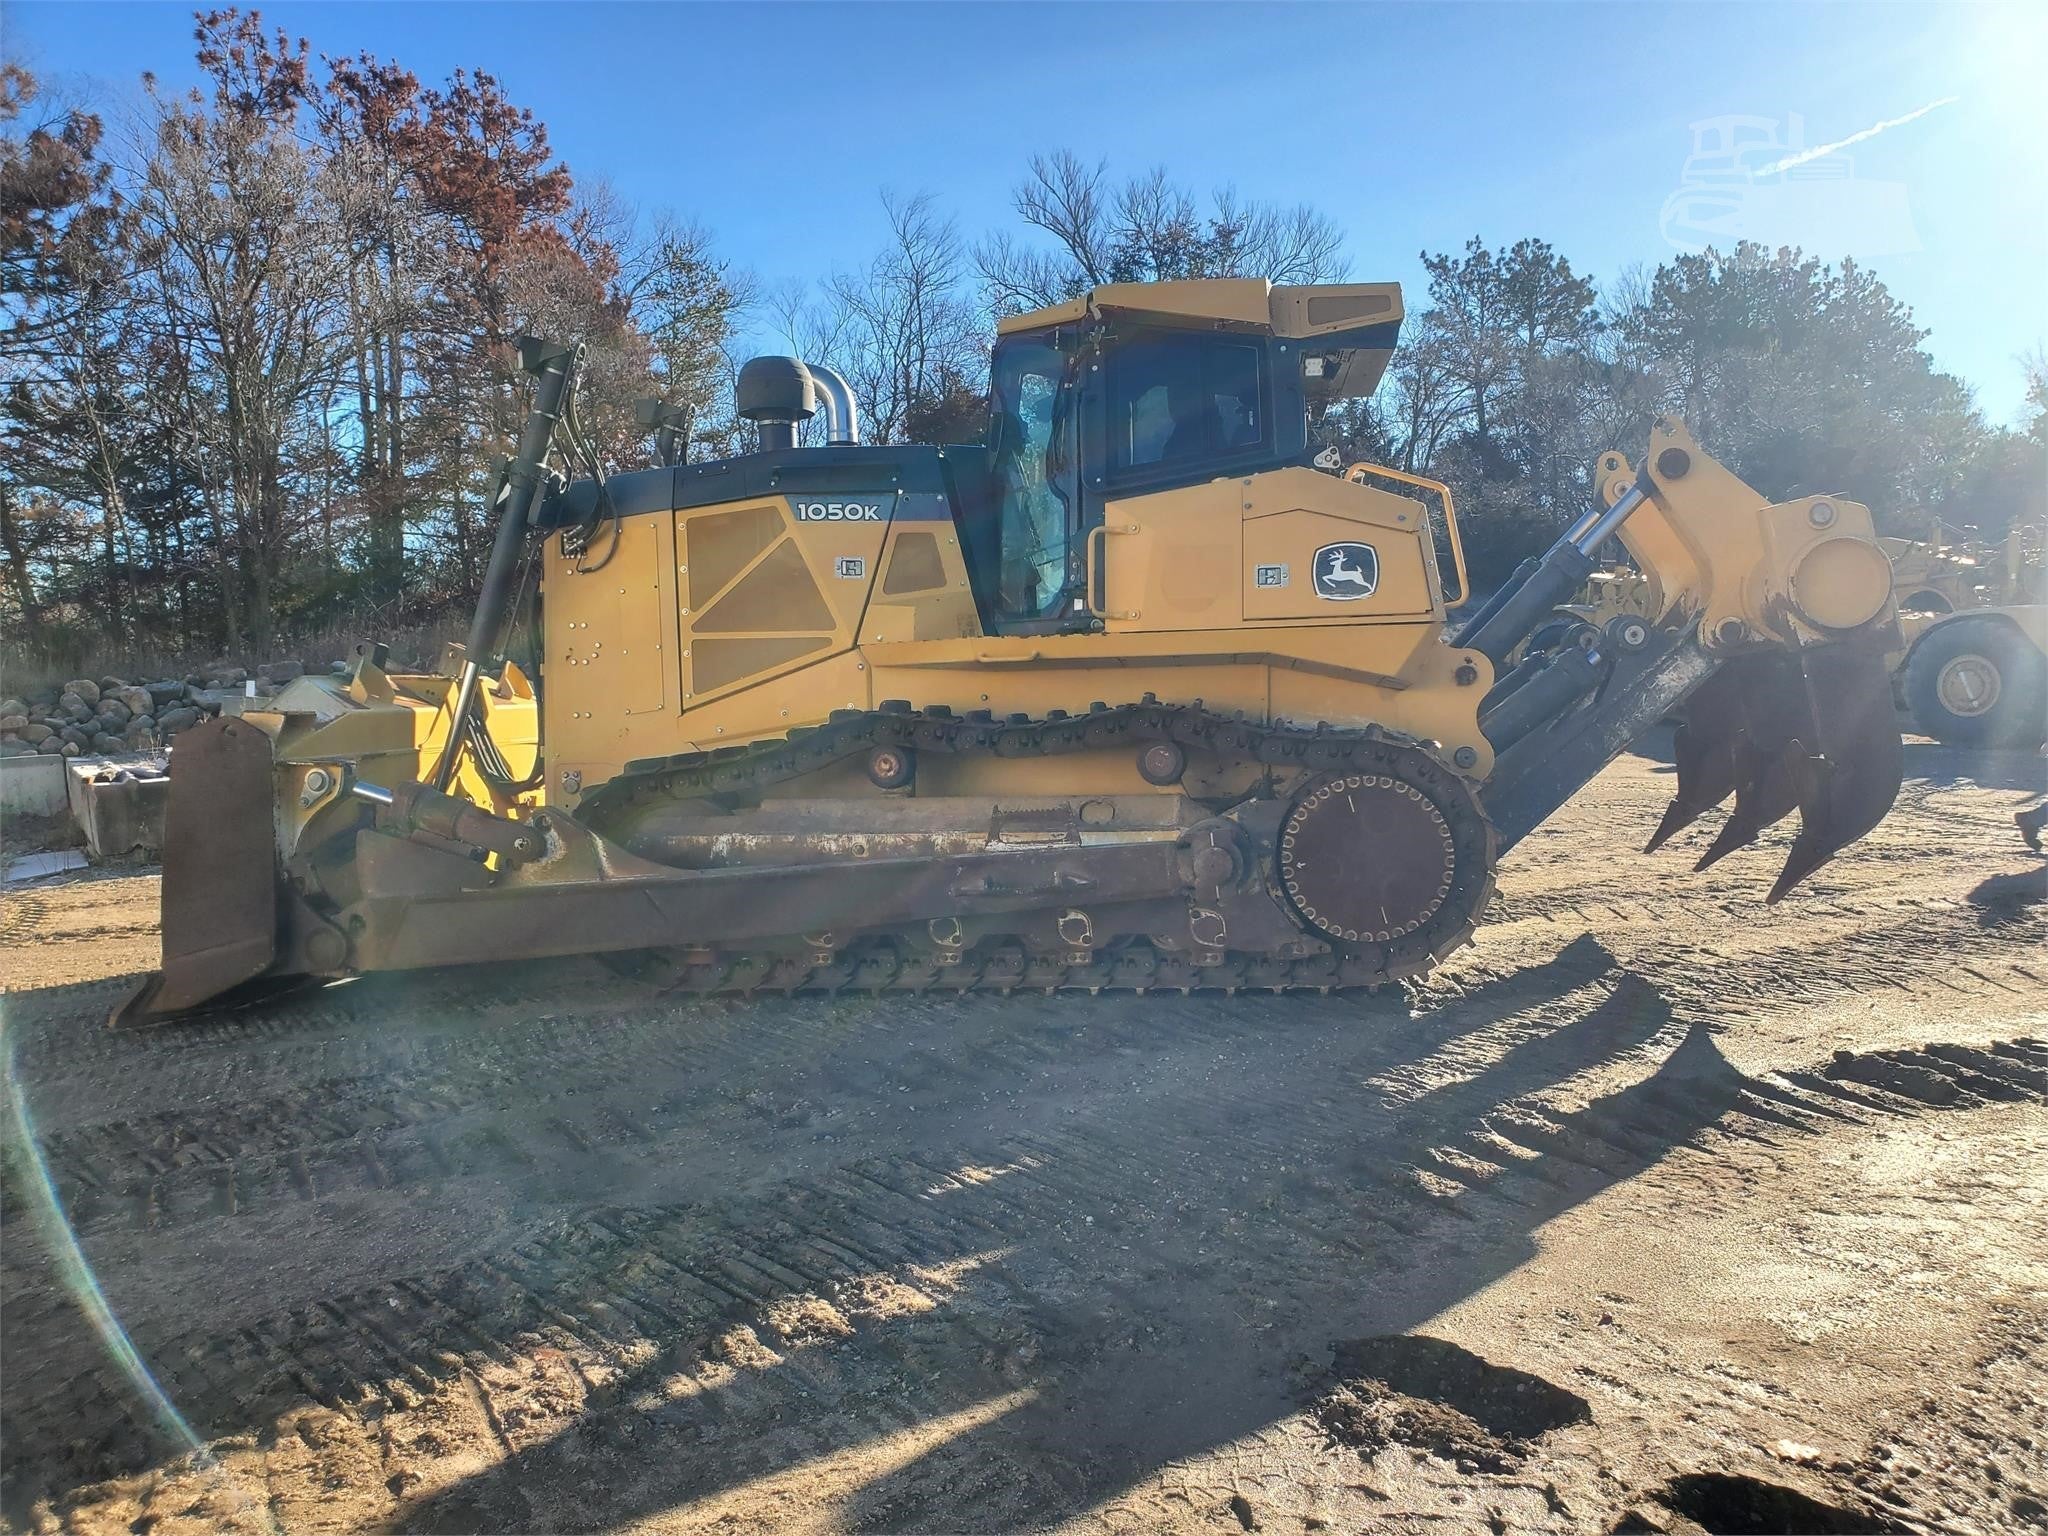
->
[121, 278, 1903, 1023]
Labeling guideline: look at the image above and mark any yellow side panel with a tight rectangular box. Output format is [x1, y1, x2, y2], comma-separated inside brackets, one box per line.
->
[783, 507, 892, 634]
[537, 473, 1500, 802]
[615, 520, 671, 713]
[856, 502, 980, 645]
[1241, 510, 1433, 623]
[1101, 467, 1438, 634]
[1100, 479, 1243, 632]
[549, 516, 673, 717]
[678, 499, 888, 706]
[539, 514, 678, 801]
[1241, 471, 1435, 624]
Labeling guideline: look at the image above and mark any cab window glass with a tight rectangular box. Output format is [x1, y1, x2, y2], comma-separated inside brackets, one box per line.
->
[988, 343, 1070, 621]
[1210, 343, 1262, 449]
[1110, 337, 1265, 474]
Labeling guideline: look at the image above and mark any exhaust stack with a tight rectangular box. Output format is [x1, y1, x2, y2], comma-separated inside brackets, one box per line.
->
[806, 362, 861, 445]
[736, 356, 861, 451]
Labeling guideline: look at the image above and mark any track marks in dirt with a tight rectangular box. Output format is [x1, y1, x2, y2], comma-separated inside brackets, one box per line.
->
[11, 1026, 2047, 1529]
[21, 993, 1253, 1239]
[0, 875, 162, 991]
[7, 748, 2046, 1533]
[1489, 887, 2043, 1028]
[29, 863, 2043, 1250]
[0, 891, 48, 945]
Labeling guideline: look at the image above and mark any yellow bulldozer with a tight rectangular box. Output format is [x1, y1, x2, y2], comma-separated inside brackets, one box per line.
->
[121, 279, 1905, 1023]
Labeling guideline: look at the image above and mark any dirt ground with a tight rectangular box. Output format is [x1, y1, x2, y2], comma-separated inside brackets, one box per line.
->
[2, 739, 2045, 1536]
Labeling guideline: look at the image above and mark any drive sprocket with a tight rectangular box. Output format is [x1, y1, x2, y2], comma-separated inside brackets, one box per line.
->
[1276, 744, 1495, 976]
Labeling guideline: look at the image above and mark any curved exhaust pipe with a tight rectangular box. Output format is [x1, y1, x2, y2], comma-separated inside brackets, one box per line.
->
[805, 361, 861, 445]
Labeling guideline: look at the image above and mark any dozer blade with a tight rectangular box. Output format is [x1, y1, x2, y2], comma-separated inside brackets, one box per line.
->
[113, 716, 281, 1026]
[1649, 641, 1902, 901]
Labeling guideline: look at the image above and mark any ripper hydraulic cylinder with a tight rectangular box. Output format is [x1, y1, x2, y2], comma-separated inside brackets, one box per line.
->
[1480, 643, 1607, 751]
[1458, 484, 1649, 668]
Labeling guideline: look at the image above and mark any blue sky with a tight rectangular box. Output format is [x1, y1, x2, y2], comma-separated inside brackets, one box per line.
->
[8, 1, 2044, 423]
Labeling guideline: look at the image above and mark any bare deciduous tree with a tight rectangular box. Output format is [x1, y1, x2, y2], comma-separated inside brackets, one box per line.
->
[615, 205, 754, 461]
[134, 17, 358, 650]
[812, 191, 981, 445]
[977, 150, 1348, 313]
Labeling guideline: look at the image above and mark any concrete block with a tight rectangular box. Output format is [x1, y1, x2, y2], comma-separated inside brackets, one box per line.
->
[66, 757, 171, 861]
[0, 753, 69, 817]
[5, 849, 88, 882]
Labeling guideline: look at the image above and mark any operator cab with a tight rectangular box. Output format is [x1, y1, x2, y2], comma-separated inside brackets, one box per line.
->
[536, 279, 1403, 640]
[979, 278, 1402, 634]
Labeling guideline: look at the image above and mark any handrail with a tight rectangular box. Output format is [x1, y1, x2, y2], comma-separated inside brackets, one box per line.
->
[1342, 461, 1470, 610]
[1085, 521, 1141, 621]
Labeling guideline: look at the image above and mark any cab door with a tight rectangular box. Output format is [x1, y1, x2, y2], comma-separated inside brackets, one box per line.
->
[1077, 328, 1294, 629]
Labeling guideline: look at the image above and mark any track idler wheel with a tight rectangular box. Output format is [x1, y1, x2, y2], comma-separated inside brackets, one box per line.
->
[1646, 639, 1903, 901]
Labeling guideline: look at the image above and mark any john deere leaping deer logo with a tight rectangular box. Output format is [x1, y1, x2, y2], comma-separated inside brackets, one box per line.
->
[1312, 542, 1379, 600]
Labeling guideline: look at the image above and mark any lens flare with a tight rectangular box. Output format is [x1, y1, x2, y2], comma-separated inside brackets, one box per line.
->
[3, 1023, 281, 1532]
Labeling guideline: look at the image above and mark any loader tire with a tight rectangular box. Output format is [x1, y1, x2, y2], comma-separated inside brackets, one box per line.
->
[1906, 617, 2047, 748]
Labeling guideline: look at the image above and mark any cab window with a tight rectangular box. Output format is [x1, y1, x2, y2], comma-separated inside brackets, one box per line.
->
[987, 339, 1072, 622]
[1108, 335, 1266, 477]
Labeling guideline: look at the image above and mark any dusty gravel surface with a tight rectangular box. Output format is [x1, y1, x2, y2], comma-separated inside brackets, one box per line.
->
[2, 739, 2045, 1536]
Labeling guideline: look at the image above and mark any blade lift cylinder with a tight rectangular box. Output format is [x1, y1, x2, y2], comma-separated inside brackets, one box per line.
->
[432, 338, 582, 792]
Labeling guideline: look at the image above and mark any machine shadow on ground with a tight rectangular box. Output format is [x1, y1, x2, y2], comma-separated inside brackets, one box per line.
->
[358, 941, 1723, 1532]
[0, 932, 1730, 1532]
[1898, 740, 2048, 795]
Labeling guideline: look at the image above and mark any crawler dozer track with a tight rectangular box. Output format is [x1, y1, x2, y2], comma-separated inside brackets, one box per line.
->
[583, 702, 1499, 997]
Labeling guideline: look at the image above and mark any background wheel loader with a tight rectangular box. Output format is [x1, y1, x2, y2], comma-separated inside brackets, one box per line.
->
[121, 279, 1905, 1024]
[1894, 527, 2046, 748]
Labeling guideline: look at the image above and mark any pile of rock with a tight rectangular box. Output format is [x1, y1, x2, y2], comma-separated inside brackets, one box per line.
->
[0, 660, 348, 759]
